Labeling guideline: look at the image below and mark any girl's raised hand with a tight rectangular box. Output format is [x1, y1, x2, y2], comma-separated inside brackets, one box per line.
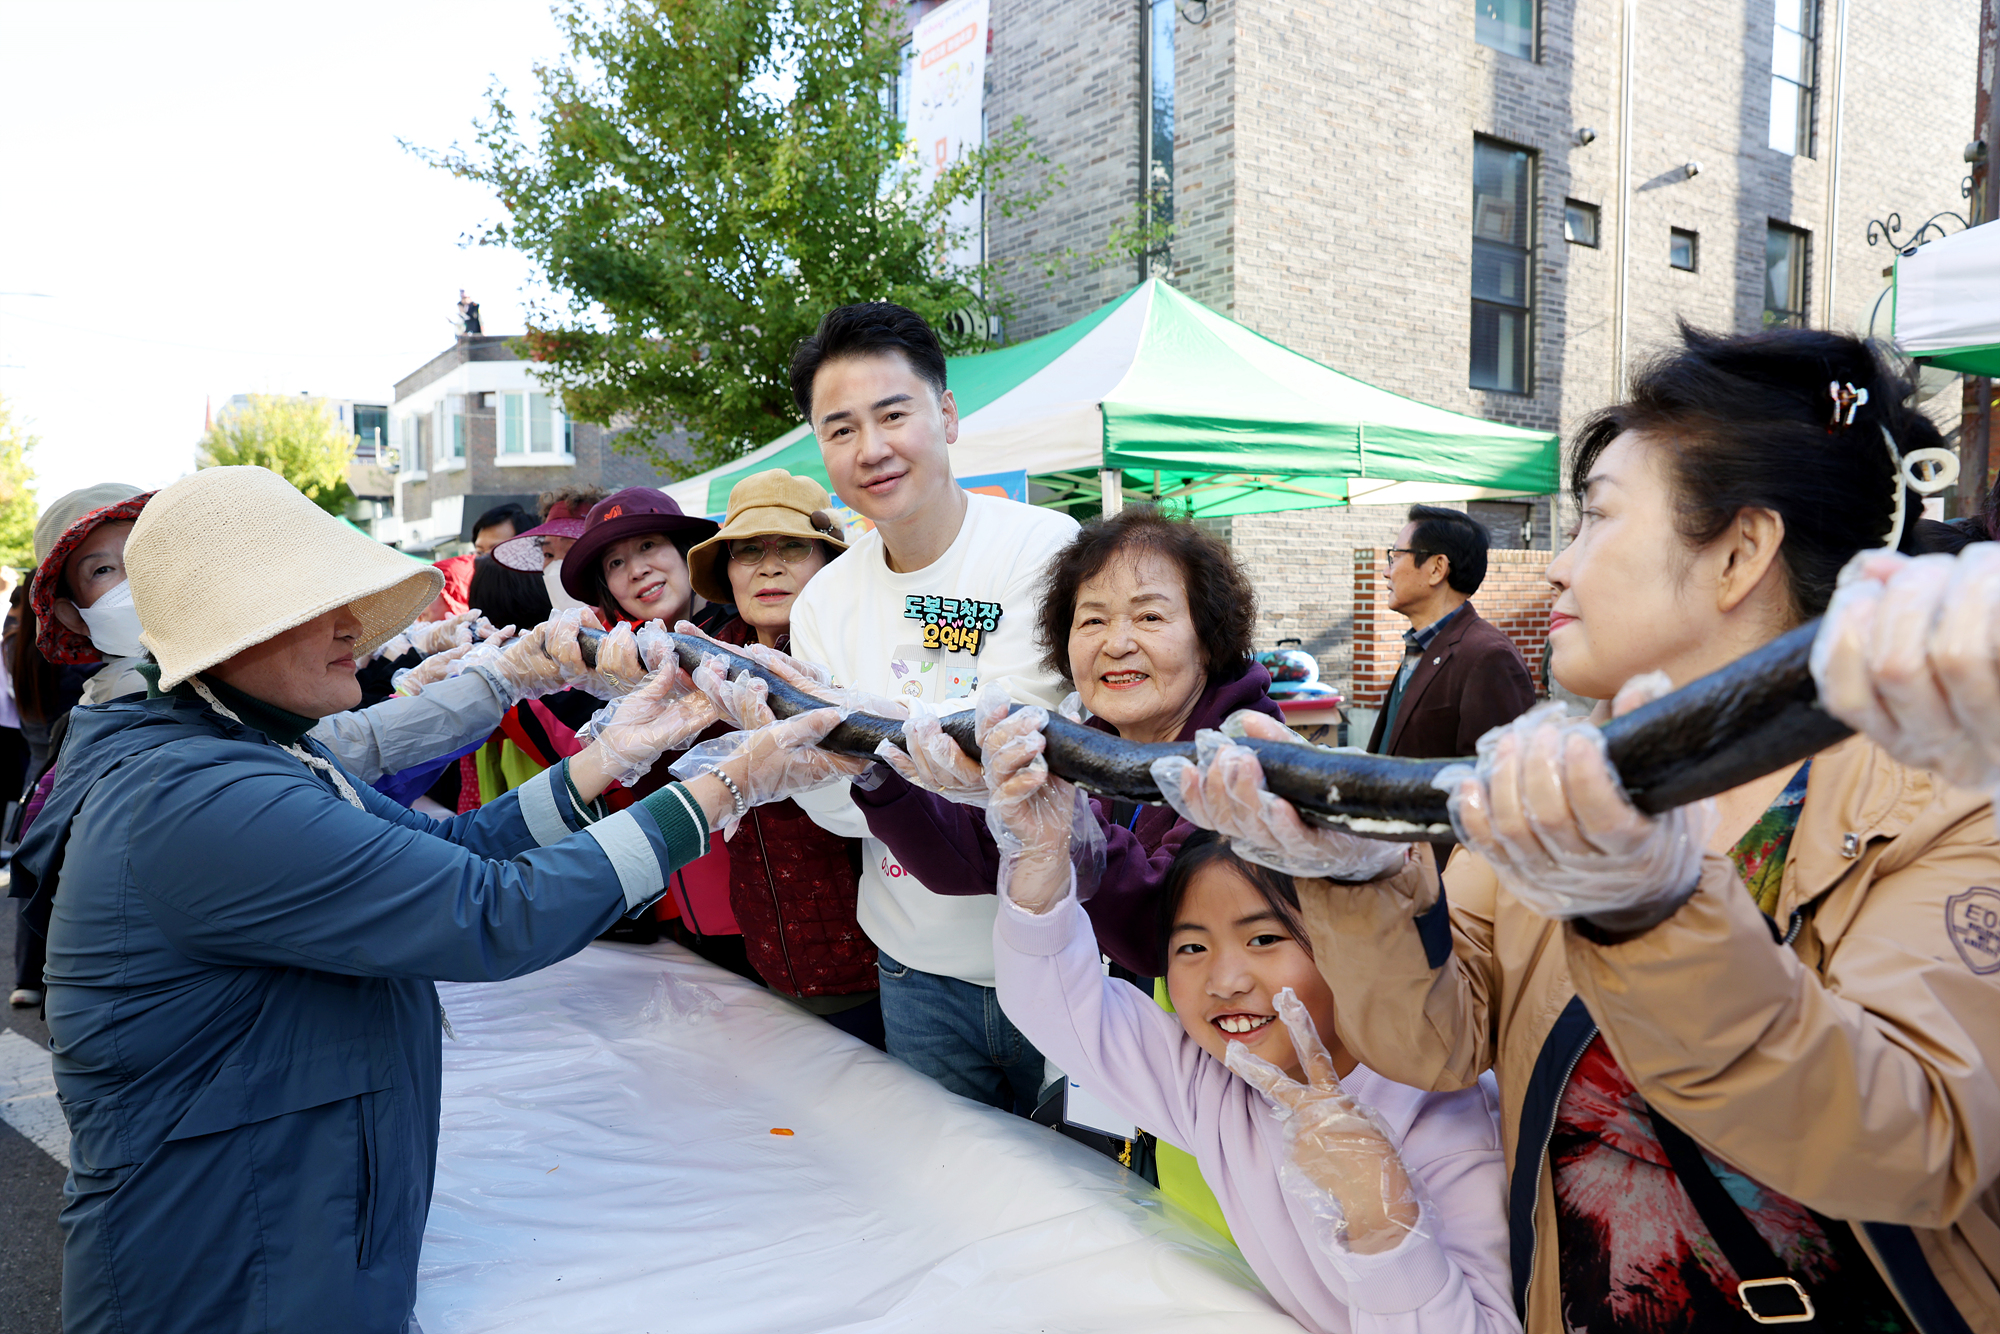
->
[1437, 690, 1715, 922]
[1225, 988, 1422, 1258]
[977, 685, 1102, 911]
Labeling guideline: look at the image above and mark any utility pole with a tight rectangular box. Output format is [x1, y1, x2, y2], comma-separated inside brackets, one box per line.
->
[1958, 0, 1999, 519]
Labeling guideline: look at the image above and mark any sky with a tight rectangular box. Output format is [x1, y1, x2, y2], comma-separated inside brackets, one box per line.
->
[0, 0, 569, 513]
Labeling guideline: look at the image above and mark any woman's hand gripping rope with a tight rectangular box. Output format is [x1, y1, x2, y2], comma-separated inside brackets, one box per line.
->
[1151, 711, 1408, 882]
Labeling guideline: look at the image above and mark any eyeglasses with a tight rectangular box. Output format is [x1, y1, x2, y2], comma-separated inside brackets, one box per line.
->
[728, 538, 817, 566]
[1384, 546, 1434, 565]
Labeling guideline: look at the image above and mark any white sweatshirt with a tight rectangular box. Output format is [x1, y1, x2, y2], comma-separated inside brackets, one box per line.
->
[789, 492, 1078, 986]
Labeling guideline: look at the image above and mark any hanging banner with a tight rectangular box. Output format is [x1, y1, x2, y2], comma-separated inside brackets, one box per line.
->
[908, 0, 989, 271]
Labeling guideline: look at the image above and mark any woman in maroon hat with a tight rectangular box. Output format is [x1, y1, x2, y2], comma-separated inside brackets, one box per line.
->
[544, 488, 751, 963]
[560, 487, 730, 635]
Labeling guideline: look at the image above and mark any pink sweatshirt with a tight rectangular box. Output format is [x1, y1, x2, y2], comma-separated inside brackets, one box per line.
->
[994, 891, 1518, 1334]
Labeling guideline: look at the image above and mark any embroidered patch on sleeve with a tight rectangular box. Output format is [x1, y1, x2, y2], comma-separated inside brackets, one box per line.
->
[1945, 887, 2000, 974]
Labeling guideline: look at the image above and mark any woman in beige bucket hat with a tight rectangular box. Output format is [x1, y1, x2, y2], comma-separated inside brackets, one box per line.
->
[682, 470, 883, 1046]
[14, 465, 852, 1334]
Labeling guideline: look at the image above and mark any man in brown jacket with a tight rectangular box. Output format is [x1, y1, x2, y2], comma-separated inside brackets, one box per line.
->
[1366, 505, 1536, 760]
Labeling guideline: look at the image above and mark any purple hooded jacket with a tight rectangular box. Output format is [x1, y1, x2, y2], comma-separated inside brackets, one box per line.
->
[851, 664, 1284, 975]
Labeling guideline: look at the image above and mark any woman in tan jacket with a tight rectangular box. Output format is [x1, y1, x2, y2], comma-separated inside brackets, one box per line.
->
[1160, 325, 2000, 1334]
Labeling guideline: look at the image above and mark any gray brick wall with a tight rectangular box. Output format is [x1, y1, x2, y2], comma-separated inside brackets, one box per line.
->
[986, 0, 1147, 341]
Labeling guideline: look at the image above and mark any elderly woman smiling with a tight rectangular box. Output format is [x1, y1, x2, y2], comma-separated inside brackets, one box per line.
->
[853, 508, 1283, 976]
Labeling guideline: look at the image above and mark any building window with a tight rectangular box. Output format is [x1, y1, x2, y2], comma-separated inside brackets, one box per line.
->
[1563, 200, 1599, 247]
[354, 405, 387, 459]
[1764, 223, 1810, 327]
[1470, 138, 1534, 394]
[497, 392, 568, 458]
[1669, 228, 1698, 271]
[889, 40, 914, 127]
[1768, 0, 1818, 156]
[1476, 0, 1535, 59]
[409, 415, 430, 474]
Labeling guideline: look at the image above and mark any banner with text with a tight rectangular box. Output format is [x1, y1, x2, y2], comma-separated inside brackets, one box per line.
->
[908, 0, 989, 272]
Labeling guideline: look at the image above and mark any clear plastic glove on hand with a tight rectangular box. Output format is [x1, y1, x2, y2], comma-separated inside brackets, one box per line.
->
[1812, 547, 2000, 807]
[633, 620, 677, 674]
[877, 695, 987, 804]
[1150, 713, 1407, 882]
[1225, 988, 1426, 1259]
[475, 612, 583, 705]
[669, 708, 869, 836]
[582, 667, 723, 787]
[392, 643, 473, 695]
[979, 685, 1106, 909]
[1435, 687, 1717, 921]
[405, 609, 480, 657]
[696, 659, 778, 731]
[570, 619, 648, 698]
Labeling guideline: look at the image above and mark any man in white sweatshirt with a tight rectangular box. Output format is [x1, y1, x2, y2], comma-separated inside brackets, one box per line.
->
[785, 302, 1077, 1112]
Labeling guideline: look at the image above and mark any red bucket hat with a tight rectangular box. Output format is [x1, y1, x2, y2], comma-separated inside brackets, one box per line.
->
[559, 488, 719, 605]
[31, 491, 158, 664]
[491, 497, 595, 573]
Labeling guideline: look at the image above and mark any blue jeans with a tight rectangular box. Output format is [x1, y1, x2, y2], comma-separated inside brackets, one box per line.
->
[876, 950, 1045, 1115]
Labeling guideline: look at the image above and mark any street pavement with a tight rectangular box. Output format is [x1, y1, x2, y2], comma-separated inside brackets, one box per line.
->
[0, 874, 65, 1334]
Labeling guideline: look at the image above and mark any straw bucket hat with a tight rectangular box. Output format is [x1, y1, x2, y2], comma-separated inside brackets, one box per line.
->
[126, 466, 443, 688]
[685, 470, 847, 604]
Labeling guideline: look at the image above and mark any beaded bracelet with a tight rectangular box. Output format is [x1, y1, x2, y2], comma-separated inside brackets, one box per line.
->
[704, 764, 748, 822]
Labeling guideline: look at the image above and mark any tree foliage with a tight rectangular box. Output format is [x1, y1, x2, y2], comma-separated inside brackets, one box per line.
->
[198, 395, 356, 515]
[420, 0, 1058, 476]
[0, 395, 38, 571]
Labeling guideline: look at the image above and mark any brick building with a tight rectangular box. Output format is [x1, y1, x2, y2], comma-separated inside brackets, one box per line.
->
[384, 335, 688, 552]
[939, 0, 1981, 695]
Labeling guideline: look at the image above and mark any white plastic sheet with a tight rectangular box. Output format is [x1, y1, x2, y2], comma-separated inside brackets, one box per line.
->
[416, 942, 1303, 1333]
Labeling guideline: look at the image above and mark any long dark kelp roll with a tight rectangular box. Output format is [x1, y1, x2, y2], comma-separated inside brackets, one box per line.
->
[577, 620, 1850, 840]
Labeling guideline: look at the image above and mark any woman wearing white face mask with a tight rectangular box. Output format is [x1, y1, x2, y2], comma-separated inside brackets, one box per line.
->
[491, 488, 602, 612]
[36, 489, 153, 703]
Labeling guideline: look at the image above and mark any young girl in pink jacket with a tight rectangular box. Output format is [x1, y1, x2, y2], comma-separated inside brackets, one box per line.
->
[980, 687, 1518, 1334]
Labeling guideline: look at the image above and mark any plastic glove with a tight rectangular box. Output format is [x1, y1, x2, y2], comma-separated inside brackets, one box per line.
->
[471, 613, 583, 705]
[1150, 712, 1407, 881]
[392, 643, 473, 695]
[407, 609, 479, 657]
[575, 619, 648, 698]
[582, 667, 723, 786]
[634, 620, 677, 673]
[876, 696, 987, 804]
[377, 633, 414, 663]
[1812, 546, 2000, 806]
[642, 971, 724, 1028]
[675, 620, 908, 719]
[1225, 988, 1425, 1258]
[978, 684, 1106, 910]
[697, 659, 777, 731]
[669, 708, 869, 836]
[1434, 686, 1717, 921]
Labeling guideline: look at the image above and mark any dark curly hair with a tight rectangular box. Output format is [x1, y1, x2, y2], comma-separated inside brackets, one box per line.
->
[1034, 509, 1256, 687]
[1571, 322, 1946, 623]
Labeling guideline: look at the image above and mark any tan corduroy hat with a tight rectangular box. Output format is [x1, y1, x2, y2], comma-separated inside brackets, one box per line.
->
[685, 469, 847, 604]
[126, 466, 444, 688]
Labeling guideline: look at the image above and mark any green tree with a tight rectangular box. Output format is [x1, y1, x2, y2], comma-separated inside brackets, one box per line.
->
[0, 395, 38, 571]
[419, 0, 1057, 475]
[198, 394, 356, 515]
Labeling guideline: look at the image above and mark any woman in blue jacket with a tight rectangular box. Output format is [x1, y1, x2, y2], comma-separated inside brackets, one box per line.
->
[18, 465, 843, 1334]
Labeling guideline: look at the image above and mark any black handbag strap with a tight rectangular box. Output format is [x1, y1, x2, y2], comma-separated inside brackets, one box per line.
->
[1647, 1106, 1815, 1324]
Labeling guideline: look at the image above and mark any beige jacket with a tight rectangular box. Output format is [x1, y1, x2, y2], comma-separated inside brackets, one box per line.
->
[1300, 734, 2000, 1334]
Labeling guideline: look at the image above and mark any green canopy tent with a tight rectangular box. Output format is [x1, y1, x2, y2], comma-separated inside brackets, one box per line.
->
[1892, 218, 2000, 377]
[662, 279, 1558, 520]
